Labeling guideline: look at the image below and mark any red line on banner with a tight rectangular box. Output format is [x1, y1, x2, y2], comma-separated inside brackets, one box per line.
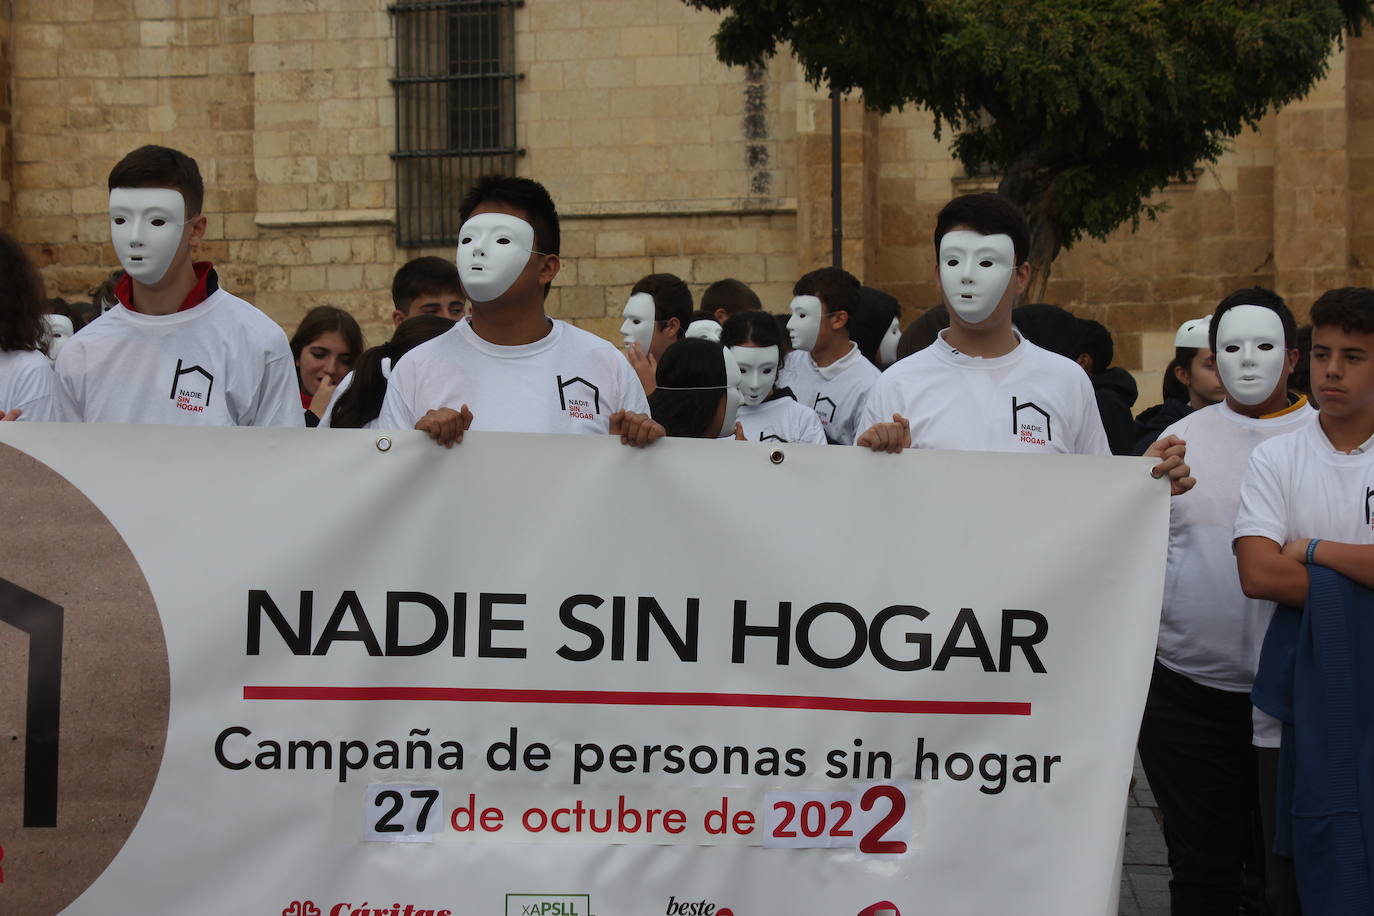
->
[242, 686, 1030, 716]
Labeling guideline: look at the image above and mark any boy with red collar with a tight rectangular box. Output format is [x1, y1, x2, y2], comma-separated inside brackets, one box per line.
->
[54, 145, 300, 426]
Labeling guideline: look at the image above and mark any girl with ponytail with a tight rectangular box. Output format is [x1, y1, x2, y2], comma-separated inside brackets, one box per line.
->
[324, 315, 454, 429]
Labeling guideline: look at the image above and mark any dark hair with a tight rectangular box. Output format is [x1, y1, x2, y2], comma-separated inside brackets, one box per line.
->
[1310, 287, 1374, 335]
[1078, 319, 1114, 373]
[793, 266, 861, 325]
[107, 145, 204, 217]
[648, 338, 728, 438]
[934, 193, 1030, 265]
[701, 278, 762, 317]
[850, 286, 902, 366]
[1208, 287, 1296, 352]
[289, 306, 365, 382]
[90, 268, 124, 312]
[329, 315, 453, 429]
[1012, 303, 1083, 360]
[631, 273, 693, 334]
[392, 257, 463, 313]
[0, 231, 49, 353]
[720, 309, 786, 352]
[458, 174, 560, 257]
[1162, 355, 1189, 402]
[896, 304, 949, 360]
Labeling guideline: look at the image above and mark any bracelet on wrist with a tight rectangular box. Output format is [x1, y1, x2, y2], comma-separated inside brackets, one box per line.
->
[1306, 538, 1322, 565]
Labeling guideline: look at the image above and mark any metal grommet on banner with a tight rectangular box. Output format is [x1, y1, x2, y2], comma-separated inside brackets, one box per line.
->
[375, 436, 393, 453]
[769, 449, 785, 465]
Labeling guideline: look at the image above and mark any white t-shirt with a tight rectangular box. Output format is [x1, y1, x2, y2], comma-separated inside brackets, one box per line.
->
[858, 331, 1110, 455]
[1235, 415, 1374, 746]
[778, 343, 881, 445]
[0, 348, 57, 421]
[53, 290, 301, 427]
[737, 393, 828, 444]
[378, 319, 650, 434]
[1155, 401, 1316, 695]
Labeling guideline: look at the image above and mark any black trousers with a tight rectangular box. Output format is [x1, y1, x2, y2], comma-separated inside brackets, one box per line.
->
[1256, 746, 1303, 915]
[1138, 661, 1259, 915]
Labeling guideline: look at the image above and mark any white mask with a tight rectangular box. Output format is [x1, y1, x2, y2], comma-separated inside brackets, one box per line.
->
[730, 344, 779, 407]
[456, 212, 535, 303]
[619, 292, 656, 351]
[1215, 305, 1288, 407]
[720, 346, 742, 434]
[787, 295, 823, 351]
[878, 317, 901, 366]
[43, 314, 73, 362]
[938, 230, 1015, 325]
[108, 187, 187, 286]
[685, 319, 722, 342]
[1175, 316, 1212, 349]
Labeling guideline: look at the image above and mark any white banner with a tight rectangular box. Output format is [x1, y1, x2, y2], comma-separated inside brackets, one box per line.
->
[0, 423, 1168, 916]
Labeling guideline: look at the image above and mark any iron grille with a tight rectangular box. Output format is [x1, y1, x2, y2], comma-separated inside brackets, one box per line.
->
[389, 0, 522, 248]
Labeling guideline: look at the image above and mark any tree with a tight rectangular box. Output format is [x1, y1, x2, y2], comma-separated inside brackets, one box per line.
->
[685, 0, 1374, 298]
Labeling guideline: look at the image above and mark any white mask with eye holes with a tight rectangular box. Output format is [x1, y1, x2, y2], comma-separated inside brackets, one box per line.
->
[686, 319, 722, 342]
[938, 230, 1016, 325]
[43, 314, 73, 362]
[730, 344, 779, 407]
[787, 295, 823, 351]
[720, 346, 742, 435]
[1215, 305, 1289, 407]
[619, 293, 656, 351]
[456, 212, 535, 303]
[878, 317, 901, 366]
[109, 188, 187, 286]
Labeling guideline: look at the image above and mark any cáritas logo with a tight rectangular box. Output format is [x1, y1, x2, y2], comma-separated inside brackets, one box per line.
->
[283, 902, 452, 916]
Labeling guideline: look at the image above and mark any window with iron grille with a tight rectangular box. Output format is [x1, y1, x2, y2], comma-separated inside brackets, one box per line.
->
[389, 0, 522, 248]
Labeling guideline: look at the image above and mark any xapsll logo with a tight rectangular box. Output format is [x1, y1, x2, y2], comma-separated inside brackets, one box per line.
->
[169, 358, 213, 413]
[557, 376, 601, 420]
[813, 394, 837, 424]
[665, 896, 734, 915]
[282, 903, 321, 916]
[1365, 485, 1373, 527]
[1011, 397, 1052, 445]
[507, 893, 593, 916]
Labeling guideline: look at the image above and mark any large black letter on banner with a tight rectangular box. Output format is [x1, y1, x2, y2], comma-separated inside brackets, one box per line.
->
[0, 577, 63, 827]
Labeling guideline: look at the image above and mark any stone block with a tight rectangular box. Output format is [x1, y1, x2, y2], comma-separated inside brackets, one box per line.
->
[578, 255, 653, 287]
[535, 27, 619, 62]
[651, 256, 693, 281]
[595, 229, 646, 258]
[620, 26, 678, 57]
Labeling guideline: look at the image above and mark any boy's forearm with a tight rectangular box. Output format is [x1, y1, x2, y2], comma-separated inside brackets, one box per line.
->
[1236, 537, 1310, 607]
[1311, 541, 1374, 590]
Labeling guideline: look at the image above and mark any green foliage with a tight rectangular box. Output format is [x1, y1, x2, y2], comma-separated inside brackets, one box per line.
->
[686, 0, 1373, 257]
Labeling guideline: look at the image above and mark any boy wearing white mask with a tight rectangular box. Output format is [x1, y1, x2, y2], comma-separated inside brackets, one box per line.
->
[1136, 288, 1311, 916]
[378, 175, 659, 446]
[53, 146, 300, 426]
[620, 273, 692, 395]
[777, 267, 880, 444]
[856, 194, 1192, 487]
[721, 310, 826, 444]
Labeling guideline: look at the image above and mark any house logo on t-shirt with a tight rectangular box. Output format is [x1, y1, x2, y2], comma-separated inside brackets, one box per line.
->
[1365, 485, 1373, 528]
[1012, 397, 1052, 445]
[556, 375, 600, 420]
[760, 433, 787, 443]
[169, 359, 213, 413]
[812, 394, 837, 425]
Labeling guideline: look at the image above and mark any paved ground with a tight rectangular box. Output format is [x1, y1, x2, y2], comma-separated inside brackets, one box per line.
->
[1119, 754, 1170, 916]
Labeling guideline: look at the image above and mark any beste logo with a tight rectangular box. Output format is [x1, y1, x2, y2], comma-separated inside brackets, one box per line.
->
[506, 893, 593, 915]
[665, 896, 734, 915]
[169, 358, 214, 413]
[1011, 397, 1052, 445]
[557, 376, 601, 420]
